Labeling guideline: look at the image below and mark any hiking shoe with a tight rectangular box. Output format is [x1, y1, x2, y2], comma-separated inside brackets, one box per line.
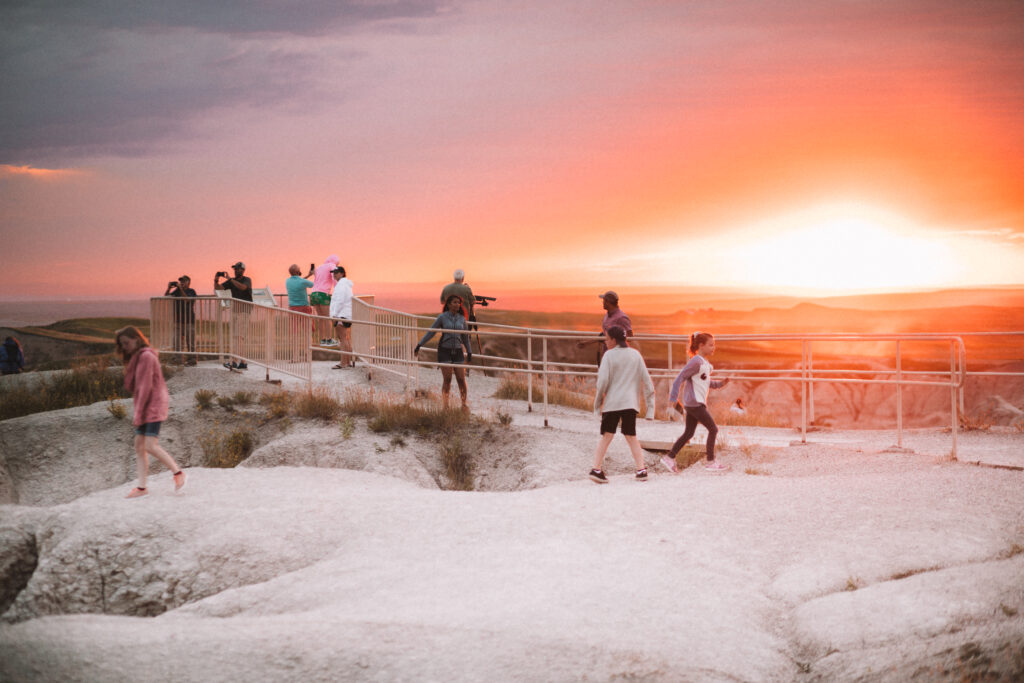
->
[331, 363, 345, 369]
[660, 455, 679, 474]
[126, 487, 148, 499]
[704, 461, 730, 472]
[322, 339, 339, 347]
[588, 469, 608, 484]
[635, 468, 648, 481]
[173, 471, 186, 492]
[223, 361, 237, 370]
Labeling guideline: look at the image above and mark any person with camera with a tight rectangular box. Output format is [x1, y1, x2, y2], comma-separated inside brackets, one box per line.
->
[164, 275, 197, 365]
[215, 261, 252, 370]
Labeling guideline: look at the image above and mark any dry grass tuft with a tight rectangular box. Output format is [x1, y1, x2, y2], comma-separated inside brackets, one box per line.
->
[0, 358, 129, 421]
[744, 467, 770, 476]
[106, 397, 127, 419]
[293, 386, 341, 421]
[194, 389, 216, 410]
[339, 387, 378, 417]
[493, 375, 593, 412]
[959, 412, 993, 432]
[201, 425, 256, 468]
[259, 390, 291, 419]
[441, 436, 473, 490]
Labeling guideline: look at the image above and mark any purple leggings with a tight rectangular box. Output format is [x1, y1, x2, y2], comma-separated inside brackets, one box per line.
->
[667, 404, 718, 461]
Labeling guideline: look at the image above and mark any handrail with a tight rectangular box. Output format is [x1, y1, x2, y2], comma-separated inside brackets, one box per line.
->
[153, 295, 1024, 460]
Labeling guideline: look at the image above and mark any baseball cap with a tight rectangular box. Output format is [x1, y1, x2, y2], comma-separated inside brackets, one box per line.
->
[232, 261, 246, 269]
[331, 266, 345, 274]
[598, 291, 619, 304]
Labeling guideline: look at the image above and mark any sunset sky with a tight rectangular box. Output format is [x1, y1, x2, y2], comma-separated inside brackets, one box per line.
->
[2, 0, 1024, 303]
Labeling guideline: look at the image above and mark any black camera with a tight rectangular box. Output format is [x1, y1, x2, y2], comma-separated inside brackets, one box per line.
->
[217, 271, 230, 278]
[168, 281, 178, 288]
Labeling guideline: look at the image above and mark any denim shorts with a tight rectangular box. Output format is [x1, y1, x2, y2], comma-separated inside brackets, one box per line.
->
[134, 422, 162, 437]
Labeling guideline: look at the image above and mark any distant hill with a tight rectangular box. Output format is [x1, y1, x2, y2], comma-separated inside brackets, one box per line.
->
[0, 317, 149, 370]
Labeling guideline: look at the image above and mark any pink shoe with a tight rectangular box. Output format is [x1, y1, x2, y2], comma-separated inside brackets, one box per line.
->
[704, 461, 730, 472]
[660, 455, 679, 474]
[126, 487, 148, 498]
[173, 470, 186, 492]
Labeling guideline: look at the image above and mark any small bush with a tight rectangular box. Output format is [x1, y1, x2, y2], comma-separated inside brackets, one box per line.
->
[201, 427, 256, 468]
[369, 399, 468, 434]
[390, 434, 406, 448]
[106, 398, 127, 419]
[194, 389, 217, 410]
[216, 396, 236, 412]
[496, 410, 513, 427]
[493, 376, 593, 412]
[294, 387, 341, 420]
[959, 413, 992, 432]
[441, 436, 473, 490]
[232, 391, 255, 406]
[339, 417, 355, 439]
[260, 390, 291, 420]
[340, 387, 378, 417]
[844, 577, 863, 591]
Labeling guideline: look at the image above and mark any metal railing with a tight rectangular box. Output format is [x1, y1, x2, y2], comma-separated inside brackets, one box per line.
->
[152, 296, 1011, 458]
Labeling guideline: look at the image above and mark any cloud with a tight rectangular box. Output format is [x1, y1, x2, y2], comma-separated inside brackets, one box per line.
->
[0, 164, 86, 180]
[0, 1, 452, 164]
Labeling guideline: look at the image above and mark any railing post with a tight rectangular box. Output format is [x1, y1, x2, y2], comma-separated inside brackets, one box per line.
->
[527, 330, 533, 412]
[807, 342, 815, 425]
[950, 340, 958, 459]
[667, 340, 672, 370]
[800, 340, 808, 443]
[896, 340, 903, 449]
[265, 306, 272, 382]
[543, 337, 549, 428]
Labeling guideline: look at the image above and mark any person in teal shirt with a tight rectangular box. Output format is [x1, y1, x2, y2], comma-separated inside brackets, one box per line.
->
[285, 264, 315, 310]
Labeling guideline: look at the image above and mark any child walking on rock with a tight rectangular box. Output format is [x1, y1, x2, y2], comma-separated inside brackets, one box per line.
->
[662, 331, 730, 473]
[115, 326, 186, 498]
[589, 325, 655, 483]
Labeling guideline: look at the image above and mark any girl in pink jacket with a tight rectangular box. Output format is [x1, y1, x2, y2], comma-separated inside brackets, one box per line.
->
[115, 326, 186, 498]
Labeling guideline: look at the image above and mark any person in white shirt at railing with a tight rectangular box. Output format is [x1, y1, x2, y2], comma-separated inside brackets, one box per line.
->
[414, 294, 473, 410]
[661, 331, 731, 474]
[329, 265, 355, 369]
[588, 325, 655, 484]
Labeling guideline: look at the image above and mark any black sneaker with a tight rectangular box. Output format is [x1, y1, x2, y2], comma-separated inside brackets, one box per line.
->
[635, 468, 648, 481]
[223, 361, 237, 370]
[237, 362, 248, 370]
[588, 469, 608, 484]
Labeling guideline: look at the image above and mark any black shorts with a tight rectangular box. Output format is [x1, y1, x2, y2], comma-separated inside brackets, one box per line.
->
[437, 346, 465, 364]
[600, 409, 637, 436]
[335, 319, 352, 329]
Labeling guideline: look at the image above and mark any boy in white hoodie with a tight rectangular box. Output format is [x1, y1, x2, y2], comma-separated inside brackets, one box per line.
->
[589, 325, 655, 483]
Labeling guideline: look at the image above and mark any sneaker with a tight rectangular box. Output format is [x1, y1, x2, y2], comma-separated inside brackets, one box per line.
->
[237, 362, 248, 370]
[173, 470, 186, 492]
[588, 469, 608, 484]
[704, 461, 730, 472]
[331, 363, 345, 369]
[126, 487, 148, 498]
[322, 339, 339, 347]
[660, 455, 679, 474]
[223, 361, 237, 370]
[635, 468, 648, 481]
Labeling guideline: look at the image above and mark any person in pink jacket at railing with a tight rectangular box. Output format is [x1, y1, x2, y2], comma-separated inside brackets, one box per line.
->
[311, 254, 340, 347]
[115, 326, 186, 499]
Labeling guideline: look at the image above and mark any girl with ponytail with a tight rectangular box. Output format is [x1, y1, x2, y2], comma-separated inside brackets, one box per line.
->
[661, 331, 730, 473]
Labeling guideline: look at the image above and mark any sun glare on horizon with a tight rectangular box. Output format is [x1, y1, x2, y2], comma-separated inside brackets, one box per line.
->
[724, 203, 966, 294]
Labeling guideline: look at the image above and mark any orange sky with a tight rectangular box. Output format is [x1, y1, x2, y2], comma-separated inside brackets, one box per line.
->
[2, 1, 1023, 301]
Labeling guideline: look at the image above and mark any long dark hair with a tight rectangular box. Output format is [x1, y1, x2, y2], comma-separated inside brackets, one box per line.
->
[3, 336, 21, 352]
[442, 294, 465, 316]
[114, 326, 150, 361]
[689, 331, 713, 355]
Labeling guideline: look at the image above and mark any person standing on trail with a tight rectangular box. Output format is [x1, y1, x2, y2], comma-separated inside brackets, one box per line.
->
[329, 265, 355, 369]
[115, 326, 186, 498]
[661, 331, 730, 474]
[215, 261, 252, 371]
[415, 294, 473, 410]
[588, 325, 655, 484]
[577, 290, 633, 362]
[311, 255, 339, 347]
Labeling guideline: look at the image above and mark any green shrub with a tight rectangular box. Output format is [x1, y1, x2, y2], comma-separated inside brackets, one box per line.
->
[339, 416, 355, 439]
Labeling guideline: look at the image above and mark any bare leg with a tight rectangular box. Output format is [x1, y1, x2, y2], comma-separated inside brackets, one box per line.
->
[314, 304, 330, 340]
[623, 434, 647, 470]
[441, 366, 453, 406]
[337, 324, 353, 364]
[134, 435, 150, 488]
[592, 432, 615, 470]
[454, 366, 467, 407]
[144, 436, 180, 474]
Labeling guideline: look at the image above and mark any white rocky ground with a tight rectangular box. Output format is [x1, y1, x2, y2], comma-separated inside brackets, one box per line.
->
[1, 360, 1022, 681]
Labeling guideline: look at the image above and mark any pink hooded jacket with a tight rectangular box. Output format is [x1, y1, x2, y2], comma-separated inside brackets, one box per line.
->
[312, 254, 339, 294]
[124, 347, 169, 426]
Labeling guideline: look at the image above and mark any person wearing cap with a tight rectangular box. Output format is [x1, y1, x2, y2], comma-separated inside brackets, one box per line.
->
[588, 324, 655, 484]
[576, 290, 633, 360]
[329, 265, 355, 368]
[164, 275, 197, 365]
[440, 269, 475, 320]
[215, 261, 252, 370]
